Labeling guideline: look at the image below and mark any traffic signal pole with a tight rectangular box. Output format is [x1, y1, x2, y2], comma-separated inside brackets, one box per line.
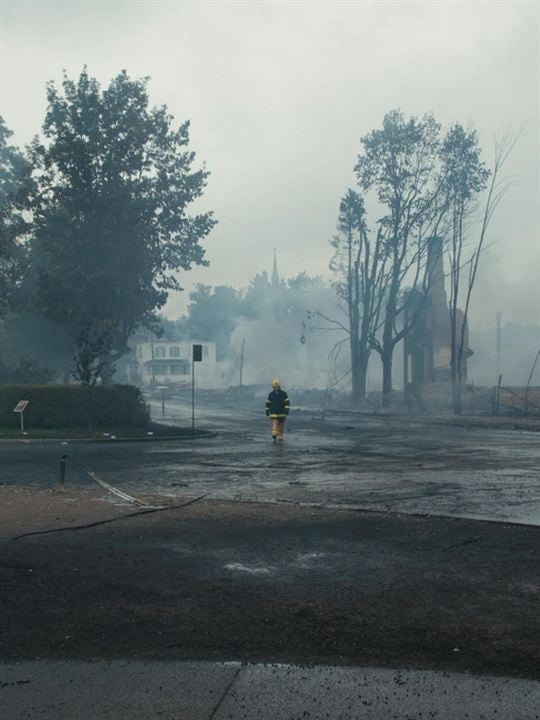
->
[192, 344, 202, 430]
[192, 358, 195, 429]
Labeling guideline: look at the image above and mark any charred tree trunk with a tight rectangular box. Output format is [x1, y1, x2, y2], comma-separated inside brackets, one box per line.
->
[451, 376, 462, 415]
[381, 291, 397, 407]
[449, 202, 464, 416]
[350, 347, 363, 404]
[350, 341, 370, 405]
[450, 328, 463, 415]
[357, 350, 369, 400]
[349, 252, 368, 405]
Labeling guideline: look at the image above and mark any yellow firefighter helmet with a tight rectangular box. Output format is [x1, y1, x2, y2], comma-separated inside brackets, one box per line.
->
[271, 378, 281, 388]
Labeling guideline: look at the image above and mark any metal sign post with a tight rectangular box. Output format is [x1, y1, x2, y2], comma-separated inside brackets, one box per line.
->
[239, 338, 245, 393]
[192, 344, 203, 429]
[13, 400, 29, 434]
[156, 386, 168, 417]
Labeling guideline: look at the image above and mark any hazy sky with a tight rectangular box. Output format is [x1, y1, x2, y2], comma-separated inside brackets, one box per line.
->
[1, 0, 539, 327]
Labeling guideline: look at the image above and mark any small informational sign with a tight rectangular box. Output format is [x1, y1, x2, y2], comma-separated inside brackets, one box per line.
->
[13, 400, 29, 413]
[13, 400, 29, 434]
[192, 344, 203, 362]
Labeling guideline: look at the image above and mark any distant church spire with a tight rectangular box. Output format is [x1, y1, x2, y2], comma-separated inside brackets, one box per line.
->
[271, 249, 280, 286]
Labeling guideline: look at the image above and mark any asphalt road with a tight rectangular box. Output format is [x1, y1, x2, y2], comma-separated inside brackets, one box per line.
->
[3, 495, 538, 678]
[1, 398, 539, 525]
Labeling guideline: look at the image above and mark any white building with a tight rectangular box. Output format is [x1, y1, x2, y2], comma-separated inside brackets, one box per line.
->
[136, 341, 218, 389]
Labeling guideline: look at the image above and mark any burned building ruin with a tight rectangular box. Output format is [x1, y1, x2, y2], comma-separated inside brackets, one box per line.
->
[403, 238, 472, 402]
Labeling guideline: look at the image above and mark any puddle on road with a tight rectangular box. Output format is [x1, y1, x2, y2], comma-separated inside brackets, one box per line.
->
[224, 563, 274, 575]
[293, 552, 333, 568]
[224, 555, 335, 575]
[140, 409, 540, 526]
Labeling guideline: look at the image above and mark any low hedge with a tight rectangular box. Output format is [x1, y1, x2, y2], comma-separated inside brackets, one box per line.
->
[0, 384, 150, 429]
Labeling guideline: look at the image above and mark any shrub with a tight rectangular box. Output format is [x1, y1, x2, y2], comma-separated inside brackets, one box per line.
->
[0, 357, 55, 385]
[0, 384, 149, 429]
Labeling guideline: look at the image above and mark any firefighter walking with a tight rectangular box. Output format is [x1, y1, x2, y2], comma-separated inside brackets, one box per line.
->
[266, 379, 290, 442]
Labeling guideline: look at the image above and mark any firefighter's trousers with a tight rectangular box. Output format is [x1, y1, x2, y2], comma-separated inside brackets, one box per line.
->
[271, 417, 286, 439]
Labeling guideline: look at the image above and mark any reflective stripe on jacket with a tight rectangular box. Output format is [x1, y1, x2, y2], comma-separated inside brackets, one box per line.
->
[266, 389, 290, 418]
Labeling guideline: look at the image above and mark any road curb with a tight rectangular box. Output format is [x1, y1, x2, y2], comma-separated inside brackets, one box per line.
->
[0, 430, 217, 444]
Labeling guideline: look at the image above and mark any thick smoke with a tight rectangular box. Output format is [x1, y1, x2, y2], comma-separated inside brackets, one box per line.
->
[226, 274, 350, 390]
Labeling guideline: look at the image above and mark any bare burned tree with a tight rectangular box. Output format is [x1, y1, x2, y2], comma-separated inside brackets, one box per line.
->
[525, 346, 540, 414]
[442, 130, 517, 414]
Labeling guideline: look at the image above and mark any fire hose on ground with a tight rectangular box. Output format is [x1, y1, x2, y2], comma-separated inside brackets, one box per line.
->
[58, 453, 149, 507]
[2, 456, 208, 544]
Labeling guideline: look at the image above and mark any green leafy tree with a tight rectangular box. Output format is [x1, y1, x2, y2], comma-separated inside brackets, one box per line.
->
[0, 116, 32, 315]
[328, 189, 388, 402]
[29, 69, 216, 385]
[0, 311, 73, 383]
[286, 271, 321, 292]
[181, 284, 243, 360]
[242, 272, 274, 319]
[355, 111, 446, 404]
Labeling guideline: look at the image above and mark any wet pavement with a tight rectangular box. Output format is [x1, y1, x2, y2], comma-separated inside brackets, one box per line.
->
[1, 398, 539, 525]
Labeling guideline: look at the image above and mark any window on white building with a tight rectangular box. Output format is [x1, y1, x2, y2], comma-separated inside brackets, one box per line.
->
[155, 346, 165, 358]
[169, 346, 180, 358]
[170, 363, 190, 376]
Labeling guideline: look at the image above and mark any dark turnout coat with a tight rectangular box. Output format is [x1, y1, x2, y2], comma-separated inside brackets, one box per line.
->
[266, 389, 290, 419]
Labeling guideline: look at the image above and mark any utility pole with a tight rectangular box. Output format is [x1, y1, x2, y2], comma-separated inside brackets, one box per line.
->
[150, 335, 156, 386]
[239, 338, 245, 393]
[496, 311, 502, 381]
